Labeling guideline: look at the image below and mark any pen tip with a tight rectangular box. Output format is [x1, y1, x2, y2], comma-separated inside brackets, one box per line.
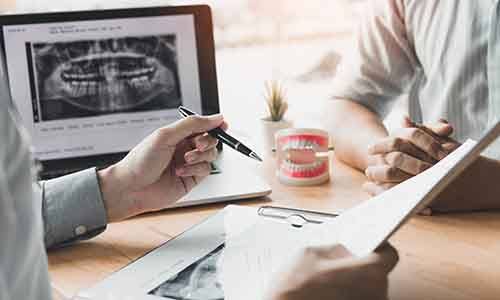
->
[250, 152, 263, 162]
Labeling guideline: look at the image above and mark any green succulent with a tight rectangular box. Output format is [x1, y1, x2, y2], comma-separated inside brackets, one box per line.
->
[265, 80, 288, 122]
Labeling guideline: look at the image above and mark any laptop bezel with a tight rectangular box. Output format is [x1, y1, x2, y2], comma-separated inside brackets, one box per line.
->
[0, 5, 221, 179]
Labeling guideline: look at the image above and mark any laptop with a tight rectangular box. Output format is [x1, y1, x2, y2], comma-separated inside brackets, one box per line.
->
[0, 5, 271, 207]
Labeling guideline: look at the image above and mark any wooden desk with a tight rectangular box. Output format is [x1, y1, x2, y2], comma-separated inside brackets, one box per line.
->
[46, 46, 500, 298]
[48, 152, 500, 300]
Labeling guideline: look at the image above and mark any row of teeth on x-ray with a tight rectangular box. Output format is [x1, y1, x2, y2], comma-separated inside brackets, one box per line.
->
[61, 66, 156, 81]
[59, 57, 159, 98]
[64, 76, 154, 98]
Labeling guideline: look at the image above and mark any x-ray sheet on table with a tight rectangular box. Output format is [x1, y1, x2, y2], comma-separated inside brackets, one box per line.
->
[149, 245, 224, 300]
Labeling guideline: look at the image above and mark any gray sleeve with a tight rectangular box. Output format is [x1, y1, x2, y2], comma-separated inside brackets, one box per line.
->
[42, 168, 108, 249]
[330, 0, 418, 118]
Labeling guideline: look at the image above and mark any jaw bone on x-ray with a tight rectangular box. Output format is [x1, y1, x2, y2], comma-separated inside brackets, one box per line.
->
[32, 35, 182, 120]
[149, 245, 225, 300]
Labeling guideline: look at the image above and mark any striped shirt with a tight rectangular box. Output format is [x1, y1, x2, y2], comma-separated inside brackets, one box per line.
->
[332, 0, 500, 157]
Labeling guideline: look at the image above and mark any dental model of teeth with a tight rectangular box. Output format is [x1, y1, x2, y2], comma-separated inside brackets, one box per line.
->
[275, 128, 330, 186]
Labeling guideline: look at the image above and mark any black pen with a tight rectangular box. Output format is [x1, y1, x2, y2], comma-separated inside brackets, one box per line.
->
[178, 106, 263, 162]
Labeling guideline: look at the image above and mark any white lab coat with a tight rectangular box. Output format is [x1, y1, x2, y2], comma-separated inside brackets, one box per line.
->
[0, 55, 52, 300]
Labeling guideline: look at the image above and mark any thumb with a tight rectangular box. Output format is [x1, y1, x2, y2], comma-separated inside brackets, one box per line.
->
[306, 244, 353, 260]
[160, 114, 224, 146]
[426, 121, 453, 137]
[401, 115, 414, 128]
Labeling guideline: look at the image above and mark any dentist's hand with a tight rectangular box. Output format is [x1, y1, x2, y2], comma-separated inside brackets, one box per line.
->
[98, 114, 227, 222]
[267, 244, 399, 300]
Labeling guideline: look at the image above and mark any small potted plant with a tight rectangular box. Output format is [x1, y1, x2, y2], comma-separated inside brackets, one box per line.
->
[261, 80, 293, 151]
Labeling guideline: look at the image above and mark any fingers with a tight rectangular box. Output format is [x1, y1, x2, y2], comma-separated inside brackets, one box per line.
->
[176, 162, 212, 177]
[403, 116, 453, 137]
[442, 141, 460, 152]
[365, 165, 412, 183]
[402, 115, 414, 128]
[401, 127, 447, 160]
[368, 136, 437, 164]
[425, 121, 453, 137]
[366, 154, 386, 166]
[220, 121, 229, 131]
[384, 151, 432, 175]
[304, 244, 353, 260]
[368, 128, 446, 161]
[311, 243, 399, 277]
[368, 243, 399, 273]
[176, 173, 210, 195]
[192, 133, 219, 151]
[362, 181, 397, 196]
[178, 176, 197, 193]
[156, 114, 224, 147]
[184, 147, 218, 165]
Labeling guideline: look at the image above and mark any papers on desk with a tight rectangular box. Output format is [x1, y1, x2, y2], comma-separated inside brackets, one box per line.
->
[221, 140, 478, 300]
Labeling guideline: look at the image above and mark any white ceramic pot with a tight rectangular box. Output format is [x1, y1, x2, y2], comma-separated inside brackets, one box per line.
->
[260, 118, 293, 153]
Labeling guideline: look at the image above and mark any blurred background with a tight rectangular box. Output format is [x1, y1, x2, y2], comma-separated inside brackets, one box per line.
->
[1, 0, 404, 134]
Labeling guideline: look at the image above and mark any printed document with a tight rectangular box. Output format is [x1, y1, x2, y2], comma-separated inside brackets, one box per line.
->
[221, 140, 477, 300]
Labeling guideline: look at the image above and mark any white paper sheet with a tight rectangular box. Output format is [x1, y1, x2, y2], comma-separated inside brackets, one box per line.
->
[320, 139, 477, 256]
[221, 140, 479, 300]
[222, 216, 323, 300]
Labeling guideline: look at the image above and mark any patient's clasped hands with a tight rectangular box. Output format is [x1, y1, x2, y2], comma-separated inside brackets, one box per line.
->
[363, 117, 461, 196]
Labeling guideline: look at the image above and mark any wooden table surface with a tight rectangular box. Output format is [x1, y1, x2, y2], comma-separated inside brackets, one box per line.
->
[47, 49, 500, 299]
[48, 148, 500, 300]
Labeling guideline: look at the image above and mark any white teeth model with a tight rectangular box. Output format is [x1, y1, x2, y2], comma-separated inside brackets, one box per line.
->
[281, 139, 323, 151]
[275, 129, 331, 186]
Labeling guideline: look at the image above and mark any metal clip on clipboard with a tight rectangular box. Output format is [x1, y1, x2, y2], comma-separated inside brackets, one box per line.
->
[257, 206, 338, 228]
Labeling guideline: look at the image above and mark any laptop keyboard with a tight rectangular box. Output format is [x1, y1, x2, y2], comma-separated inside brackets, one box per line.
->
[41, 162, 221, 180]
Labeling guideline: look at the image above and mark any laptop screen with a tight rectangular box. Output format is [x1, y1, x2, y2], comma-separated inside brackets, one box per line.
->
[2, 13, 204, 161]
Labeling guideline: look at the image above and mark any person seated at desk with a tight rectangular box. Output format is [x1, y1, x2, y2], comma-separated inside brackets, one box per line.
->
[327, 0, 500, 213]
[0, 60, 397, 299]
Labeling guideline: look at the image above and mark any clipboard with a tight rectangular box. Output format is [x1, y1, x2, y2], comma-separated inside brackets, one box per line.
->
[257, 206, 338, 227]
[78, 205, 338, 300]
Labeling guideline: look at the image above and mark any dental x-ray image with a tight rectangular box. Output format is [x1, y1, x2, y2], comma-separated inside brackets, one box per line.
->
[29, 35, 182, 121]
[149, 245, 225, 300]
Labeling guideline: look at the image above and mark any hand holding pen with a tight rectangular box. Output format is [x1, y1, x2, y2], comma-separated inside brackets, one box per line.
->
[178, 106, 263, 162]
